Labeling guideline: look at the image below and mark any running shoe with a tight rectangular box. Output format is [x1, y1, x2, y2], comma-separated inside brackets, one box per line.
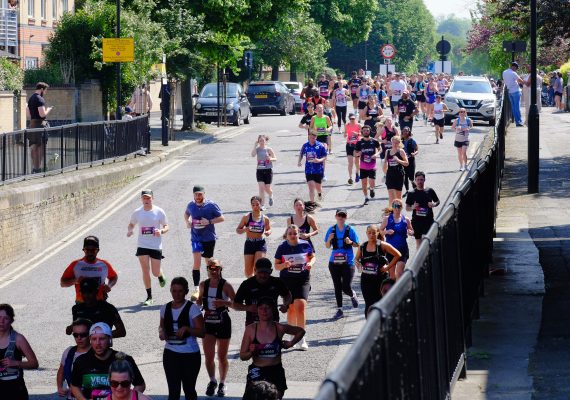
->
[435, 139, 439, 144]
[459, 166, 465, 172]
[158, 274, 166, 288]
[268, 197, 274, 207]
[142, 298, 154, 306]
[298, 337, 309, 351]
[322, 176, 327, 182]
[217, 383, 226, 397]
[355, 174, 360, 183]
[190, 286, 199, 302]
[370, 189, 375, 198]
[206, 381, 217, 397]
[348, 178, 353, 185]
[351, 293, 359, 308]
[333, 309, 344, 319]
[440, 132, 443, 139]
[318, 193, 323, 202]
[364, 197, 370, 205]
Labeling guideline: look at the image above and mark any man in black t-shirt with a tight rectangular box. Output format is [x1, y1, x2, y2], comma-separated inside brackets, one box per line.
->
[70, 322, 145, 400]
[298, 103, 316, 138]
[26, 82, 53, 174]
[405, 171, 440, 248]
[67, 278, 126, 338]
[233, 258, 292, 325]
[396, 91, 418, 131]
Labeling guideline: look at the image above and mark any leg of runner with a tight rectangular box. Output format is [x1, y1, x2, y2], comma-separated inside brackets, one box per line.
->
[347, 154, 354, 183]
[307, 180, 317, 202]
[203, 335, 218, 390]
[150, 256, 166, 288]
[369, 176, 376, 199]
[244, 254, 255, 278]
[216, 338, 230, 395]
[192, 251, 202, 300]
[264, 182, 274, 207]
[257, 181, 266, 208]
[138, 255, 153, 305]
[361, 177, 369, 204]
[457, 147, 464, 171]
[395, 260, 406, 279]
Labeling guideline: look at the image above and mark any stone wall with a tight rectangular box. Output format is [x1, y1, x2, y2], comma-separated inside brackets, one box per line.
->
[0, 90, 27, 133]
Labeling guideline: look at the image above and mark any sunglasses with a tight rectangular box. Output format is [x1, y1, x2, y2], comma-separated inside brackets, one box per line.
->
[73, 332, 89, 338]
[207, 267, 220, 271]
[110, 380, 131, 388]
[459, 111, 466, 113]
[336, 214, 347, 218]
[392, 204, 402, 209]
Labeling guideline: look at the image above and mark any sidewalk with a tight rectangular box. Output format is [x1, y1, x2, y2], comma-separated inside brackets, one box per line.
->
[453, 108, 570, 399]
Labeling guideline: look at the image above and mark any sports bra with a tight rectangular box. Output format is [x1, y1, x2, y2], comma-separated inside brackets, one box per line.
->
[247, 213, 265, 234]
[252, 323, 282, 359]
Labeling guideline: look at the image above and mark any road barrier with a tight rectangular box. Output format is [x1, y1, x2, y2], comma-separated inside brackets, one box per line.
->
[315, 88, 512, 400]
[0, 116, 150, 184]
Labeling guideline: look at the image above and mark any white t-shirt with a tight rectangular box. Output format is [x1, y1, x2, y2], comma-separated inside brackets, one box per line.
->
[390, 80, 406, 101]
[433, 102, 445, 120]
[160, 301, 202, 353]
[130, 205, 168, 250]
[502, 68, 521, 94]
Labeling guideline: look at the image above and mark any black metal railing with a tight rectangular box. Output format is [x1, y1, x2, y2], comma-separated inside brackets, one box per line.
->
[315, 88, 512, 400]
[0, 116, 150, 184]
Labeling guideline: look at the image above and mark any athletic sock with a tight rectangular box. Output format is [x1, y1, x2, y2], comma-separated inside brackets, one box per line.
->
[146, 288, 152, 299]
[192, 270, 200, 287]
[210, 377, 217, 383]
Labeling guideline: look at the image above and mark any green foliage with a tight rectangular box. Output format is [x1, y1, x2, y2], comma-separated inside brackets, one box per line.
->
[0, 58, 23, 91]
[23, 64, 64, 86]
[436, 15, 471, 38]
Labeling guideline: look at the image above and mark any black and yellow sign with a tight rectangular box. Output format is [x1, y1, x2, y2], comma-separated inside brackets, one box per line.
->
[102, 38, 134, 62]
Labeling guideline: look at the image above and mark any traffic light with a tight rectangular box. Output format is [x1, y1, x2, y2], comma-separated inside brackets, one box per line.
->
[244, 51, 253, 69]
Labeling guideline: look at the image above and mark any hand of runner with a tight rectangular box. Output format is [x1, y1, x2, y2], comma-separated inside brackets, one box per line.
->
[175, 326, 190, 339]
[386, 229, 395, 235]
[282, 340, 294, 350]
[249, 344, 257, 355]
[428, 202, 435, 208]
[127, 230, 133, 237]
[153, 229, 162, 237]
[413, 202, 420, 209]
[103, 284, 112, 293]
[344, 237, 352, 245]
[279, 304, 289, 313]
[200, 217, 210, 226]
[57, 387, 68, 397]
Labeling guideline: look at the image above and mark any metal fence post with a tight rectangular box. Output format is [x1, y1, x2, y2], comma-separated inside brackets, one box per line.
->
[1, 134, 6, 182]
[59, 127, 64, 172]
[75, 125, 80, 169]
[23, 130, 28, 176]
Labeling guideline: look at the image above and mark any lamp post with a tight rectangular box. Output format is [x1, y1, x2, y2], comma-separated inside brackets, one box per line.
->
[115, 0, 121, 120]
[527, 0, 539, 193]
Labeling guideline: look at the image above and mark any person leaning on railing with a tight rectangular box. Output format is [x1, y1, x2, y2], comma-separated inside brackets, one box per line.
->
[26, 82, 53, 174]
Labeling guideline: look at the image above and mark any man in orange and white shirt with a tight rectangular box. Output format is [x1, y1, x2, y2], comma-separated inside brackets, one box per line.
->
[60, 236, 118, 303]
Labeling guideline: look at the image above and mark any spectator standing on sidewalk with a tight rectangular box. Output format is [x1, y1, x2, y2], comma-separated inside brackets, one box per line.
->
[502, 62, 525, 126]
[127, 189, 169, 306]
[128, 84, 153, 116]
[553, 72, 565, 112]
[26, 82, 53, 174]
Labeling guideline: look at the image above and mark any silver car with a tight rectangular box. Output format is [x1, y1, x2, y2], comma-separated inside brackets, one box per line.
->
[283, 81, 304, 112]
[444, 76, 496, 125]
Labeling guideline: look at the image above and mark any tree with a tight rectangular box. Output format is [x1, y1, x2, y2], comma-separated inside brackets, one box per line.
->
[0, 58, 23, 91]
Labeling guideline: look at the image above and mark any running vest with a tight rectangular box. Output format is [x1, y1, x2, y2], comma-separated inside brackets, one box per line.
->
[365, 105, 379, 125]
[256, 147, 272, 169]
[203, 278, 228, 324]
[455, 117, 471, 142]
[247, 213, 265, 234]
[252, 323, 282, 359]
[382, 127, 396, 150]
[359, 243, 388, 275]
[330, 225, 352, 250]
[0, 330, 21, 381]
[318, 80, 330, 97]
[164, 301, 192, 344]
[63, 345, 78, 387]
[313, 116, 328, 136]
[387, 150, 404, 173]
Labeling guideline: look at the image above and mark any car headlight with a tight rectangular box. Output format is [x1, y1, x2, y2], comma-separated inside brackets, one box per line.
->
[482, 99, 495, 105]
[226, 103, 234, 110]
[445, 96, 456, 103]
[196, 103, 202, 110]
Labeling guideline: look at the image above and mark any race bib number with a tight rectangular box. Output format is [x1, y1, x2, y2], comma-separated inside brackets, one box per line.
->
[141, 226, 155, 235]
[393, 89, 401, 96]
[333, 252, 348, 264]
[351, 87, 357, 94]
[317, 127, 326, 134]
[204, 309, 222, 324]
[416, 207, 429, 217]
[388, 157, 399, 167]
[362, 154, 372, 163]
[350, 134, 358, 143]
[257, 159, 269, 167]
[362, 262, 378, 274]
[306, 152, 316, 162]
[398, 105, 406, 113]
[192, 218, 205, 229]
[285, 253, 307, 273]
[0, 367, 20, 380]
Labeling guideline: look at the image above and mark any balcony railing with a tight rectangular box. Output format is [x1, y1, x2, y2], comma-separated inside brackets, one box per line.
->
[0, 7, 18, 53]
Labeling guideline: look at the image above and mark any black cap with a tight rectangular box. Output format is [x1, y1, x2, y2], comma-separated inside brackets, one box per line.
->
[255, 257, 273, 272]
[193, 185, 205, 193]
[511, 62, 519, 68]
[80, 278, 99, 293]
[83, 236, 99, 249]
[141, 189, 153, 197]
[336, 209, 348, 217]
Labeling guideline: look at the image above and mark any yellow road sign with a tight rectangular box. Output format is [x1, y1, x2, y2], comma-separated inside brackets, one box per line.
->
[103, 38, 134, 63]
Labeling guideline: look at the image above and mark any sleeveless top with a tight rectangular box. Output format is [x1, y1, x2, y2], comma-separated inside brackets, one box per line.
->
[386, 213, 408, 251]
[313, 116, 328, 136]
[359, 87, 370, 101]
[365, 105, 380, 127]
[203, 278, 229, 324]
[247, 213, 265, 234]
[455, 117, 471, 143]
[289, 215, 313, 249]
[381, 127, 396, 150]
[252, 323, 282, 359]
[256, 147, 273, 169]
[386, 150, 404, 174]
[433, 102, 445, 120]
[345, 123, 360, 144]
[0, 330, 24, 385]
[359, 243, 388, 276]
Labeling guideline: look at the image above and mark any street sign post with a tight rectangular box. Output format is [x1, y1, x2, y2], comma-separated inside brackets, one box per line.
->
[379, 64, 396, 75]
[102, 38, 134, 63]
[380, 44, 396, 59]
[436, 36, 451, 75]
[502, 40, 526, 63]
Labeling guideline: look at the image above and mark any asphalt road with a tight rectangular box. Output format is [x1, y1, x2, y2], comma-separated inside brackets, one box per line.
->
[1, 108, 490, 399]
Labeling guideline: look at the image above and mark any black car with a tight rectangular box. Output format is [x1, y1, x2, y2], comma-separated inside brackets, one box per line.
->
[246, 81, 296, 116]
[194, 82, 251, 126]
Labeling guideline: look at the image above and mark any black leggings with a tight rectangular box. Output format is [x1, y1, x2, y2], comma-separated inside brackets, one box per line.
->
[361, 273, 386, 318]
[328, 262, 355, 308]
[163, 349, 201, 400]
[404, 157, 416, 192]
[336, 106, 347, 128]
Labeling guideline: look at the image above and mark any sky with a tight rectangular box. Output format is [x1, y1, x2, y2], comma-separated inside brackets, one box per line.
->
[423, 0, 474, 19]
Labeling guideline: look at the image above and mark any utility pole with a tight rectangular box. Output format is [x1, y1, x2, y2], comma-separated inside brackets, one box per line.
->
[115, 0, 121, 120]
[528, 0, 539, 193]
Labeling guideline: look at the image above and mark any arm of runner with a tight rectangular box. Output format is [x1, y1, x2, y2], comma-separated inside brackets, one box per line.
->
[251, 142, 258, 157]
[406, 216, 414, 236]
[398, 149, 409, 167]
[307, 215, 319, 237]
[380, 242, 401, 273]
[268, 148, 277, 162]
[240, 325, 255, 361]
[264, 216, 272, 236]
[209, 215, 225, 225]
[236, 214, 249, 234]
[213, 282, 236, 308]
[354, 246, 363, 272]
[306, 253, 316, 270]
[184, 211, 192, 229]
[112, 319, 127, 339]
[70, 385, 87, 400]
[280, 323, 305, 349]
[274, 257, 291, 271]
[56, 361, 67, 396]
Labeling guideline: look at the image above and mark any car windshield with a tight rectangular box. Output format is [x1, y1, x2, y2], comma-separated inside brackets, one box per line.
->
[450, 80, 493, 94]
[247, 84, 276, 94]
[284, 83, 300, 91]
[200, 84, 238, 98]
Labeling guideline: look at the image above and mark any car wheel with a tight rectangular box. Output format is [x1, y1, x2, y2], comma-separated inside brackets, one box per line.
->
[244, 112, 251, 124]
[489, 118, 496, 126]
[444, 116, 452, 125]
[279, 107, 287, 116]
[289, 102, 296, 115]
[233, 111, 241, 126]
[251, 112, 258, 117]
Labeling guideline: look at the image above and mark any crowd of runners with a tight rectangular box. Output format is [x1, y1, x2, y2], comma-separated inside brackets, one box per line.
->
[2, 69, 482, 400]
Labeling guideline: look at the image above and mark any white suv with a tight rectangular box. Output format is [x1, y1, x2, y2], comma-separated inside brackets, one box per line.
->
[444, 76, 496, 125]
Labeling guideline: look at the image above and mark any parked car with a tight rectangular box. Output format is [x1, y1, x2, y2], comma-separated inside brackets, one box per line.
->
[246, 81, 296, 116]
[194, 82, 251, 126]
[444, 76, 496, 126]
[283, 81, 304, 112]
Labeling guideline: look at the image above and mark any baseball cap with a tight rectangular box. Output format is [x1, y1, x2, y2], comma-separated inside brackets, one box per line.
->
[255, 257, 273, 272]
[125, 106, 133, 113]
[80, 278, 99, 293]
[193, 185, 205, 193]
[83, 236, 99, 249]
[141, 189, 153, 197]
[336, 209, 348, 217]
[89, 322, 113, 345]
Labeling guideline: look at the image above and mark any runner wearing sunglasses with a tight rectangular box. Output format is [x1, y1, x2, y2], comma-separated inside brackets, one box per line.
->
[106, 353, 152, 400]
[57, 318, 92, 399]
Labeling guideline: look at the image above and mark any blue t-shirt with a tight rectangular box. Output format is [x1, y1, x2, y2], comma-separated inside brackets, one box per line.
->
[185, 200, 222, 242]
[274, 240, 313, 279]
[324, 225, 359, 265]
[386, 213, 408, 252]
[300, 142, 327, 175]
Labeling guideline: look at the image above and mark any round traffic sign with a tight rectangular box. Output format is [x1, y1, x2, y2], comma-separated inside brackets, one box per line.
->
[381, 44, 396, 59]
[436, 40, 451, 55]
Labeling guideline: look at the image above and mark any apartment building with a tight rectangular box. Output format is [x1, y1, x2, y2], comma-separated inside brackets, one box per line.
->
[0, 0, 74, 69]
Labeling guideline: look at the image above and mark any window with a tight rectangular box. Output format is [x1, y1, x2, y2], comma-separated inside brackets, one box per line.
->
[52, 0, 57, 18]
[40, 0, 45, 19]
[25, 57, 38, 70]
[28, 0, 35, 17]
[61, 0, 67, 12]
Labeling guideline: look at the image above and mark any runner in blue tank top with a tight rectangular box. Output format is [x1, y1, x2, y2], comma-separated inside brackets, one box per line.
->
[379, 199, 414, 279]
